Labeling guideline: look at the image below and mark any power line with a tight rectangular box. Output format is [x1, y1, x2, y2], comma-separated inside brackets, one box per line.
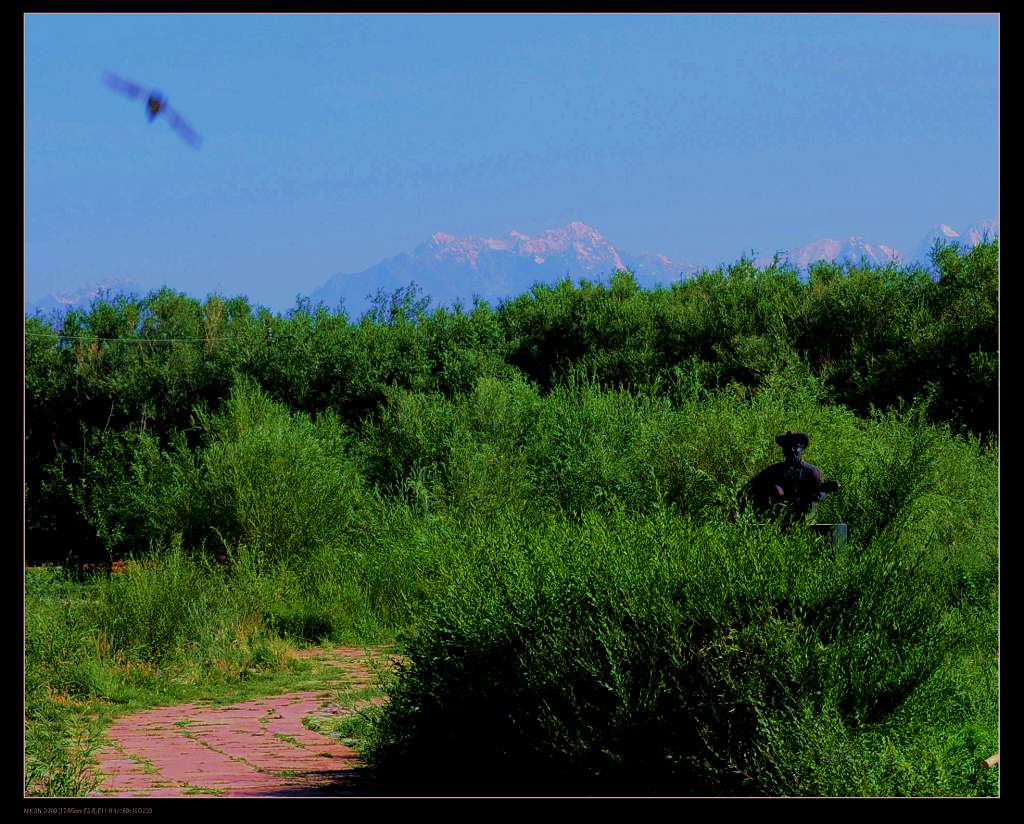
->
[24, 331, 245, 344]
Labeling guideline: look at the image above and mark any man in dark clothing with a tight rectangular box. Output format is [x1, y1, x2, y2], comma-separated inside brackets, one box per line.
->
[741, 431, 839, 525]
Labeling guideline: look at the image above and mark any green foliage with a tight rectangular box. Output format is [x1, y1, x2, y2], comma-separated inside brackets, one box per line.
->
[193, 376, 368, 563]
[365, 494, 997, 796]
[67, 426, 159, 559]
[354, 387, 997, 795]
[24, 246, 998, 796]
[23, 557, 298, 796]
[26, 247, 997, 564]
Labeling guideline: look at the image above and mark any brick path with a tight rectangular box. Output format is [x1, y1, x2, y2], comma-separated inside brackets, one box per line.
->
[87, 647, 390, 798]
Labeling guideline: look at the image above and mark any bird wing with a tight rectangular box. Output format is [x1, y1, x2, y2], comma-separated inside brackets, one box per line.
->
[164, 105, 202, 148]
[103, 71, 148, 100]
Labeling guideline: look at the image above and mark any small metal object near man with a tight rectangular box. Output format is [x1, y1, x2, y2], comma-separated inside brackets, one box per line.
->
[741, 431, 839, 526]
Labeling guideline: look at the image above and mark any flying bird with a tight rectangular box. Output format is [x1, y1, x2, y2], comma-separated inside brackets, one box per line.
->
[103, 71, 202, 148]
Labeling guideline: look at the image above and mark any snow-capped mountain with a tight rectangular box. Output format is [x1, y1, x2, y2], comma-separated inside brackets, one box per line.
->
[749, 219, 999, 274]
[910, 219, 1000, 265]
[309, 221, 698, 316]
[25, 277, 146, 321]
[755, 236, 902, 270]
[910, 224, 965, 265]
[26, 218, 999, 320]
[961, 218, 1000, 248]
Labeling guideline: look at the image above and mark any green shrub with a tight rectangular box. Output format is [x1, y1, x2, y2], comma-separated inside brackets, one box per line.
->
[124, 375, 371, 566]
[24, 252, 998, 797]
[93, 538, 233, 663]
[365, 495, 996, 795]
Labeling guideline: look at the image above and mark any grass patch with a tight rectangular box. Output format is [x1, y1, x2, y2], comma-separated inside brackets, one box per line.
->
[24, 558, 396, 796]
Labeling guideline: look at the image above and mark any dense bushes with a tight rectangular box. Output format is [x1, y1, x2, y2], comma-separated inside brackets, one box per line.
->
[364, 502, 996, 795]
[359, 402, 993, 794]
[26, 243, 997, 564]
[24, 243, 998, 796]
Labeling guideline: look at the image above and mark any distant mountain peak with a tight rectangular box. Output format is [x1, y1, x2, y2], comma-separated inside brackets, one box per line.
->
[756, 235, 901, 270]
[638, 252, 672, 265]
[310, 221, 691, 315]
[961, 218, 1000, 247]
[29, 217, 998, 319]
[564, 220, 604, 238]
[911, 219, 997, 266]
[26, 276, 145, 319]
[420, 222, 626, 272]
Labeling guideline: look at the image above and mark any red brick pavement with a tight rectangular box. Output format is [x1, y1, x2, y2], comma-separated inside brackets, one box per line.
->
[87, 647, 391, 798]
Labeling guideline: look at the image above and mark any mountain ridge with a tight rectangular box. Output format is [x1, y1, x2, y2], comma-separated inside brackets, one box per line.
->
[309, 221, 699, 315]
[26, 218, 998, 319]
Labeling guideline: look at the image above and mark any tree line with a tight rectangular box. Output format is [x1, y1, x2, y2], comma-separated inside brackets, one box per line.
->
[24, 240, 998, 566]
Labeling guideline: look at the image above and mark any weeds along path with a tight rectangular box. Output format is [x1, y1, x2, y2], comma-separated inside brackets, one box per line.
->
[87, 646, 394, 798]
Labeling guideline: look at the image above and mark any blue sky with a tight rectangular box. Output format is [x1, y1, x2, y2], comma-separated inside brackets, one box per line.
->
[25, 13, 999, 313]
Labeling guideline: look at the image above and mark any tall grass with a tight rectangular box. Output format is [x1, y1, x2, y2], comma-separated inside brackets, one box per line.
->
[363, 502, 996, 795]
[25, 366, 996, 796]
[24, 545, 297, 795]
[348, 377, 997, 796]
[25, 566, 107, 797]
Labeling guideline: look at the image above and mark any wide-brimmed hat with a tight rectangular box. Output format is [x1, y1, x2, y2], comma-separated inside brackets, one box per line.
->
[775, 431, 809, 448]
